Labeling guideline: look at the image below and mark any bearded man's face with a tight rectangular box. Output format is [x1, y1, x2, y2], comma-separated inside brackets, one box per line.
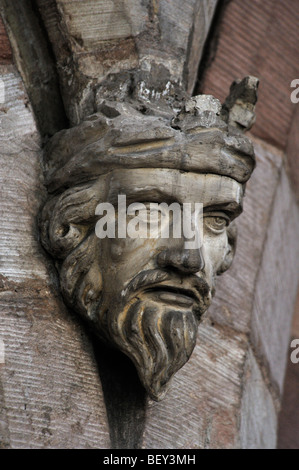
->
[89, 168, 242, 400]
[39, 86, 257, 400]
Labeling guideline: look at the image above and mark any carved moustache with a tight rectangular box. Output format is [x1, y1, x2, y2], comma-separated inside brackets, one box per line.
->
[122, 268, 212, 318]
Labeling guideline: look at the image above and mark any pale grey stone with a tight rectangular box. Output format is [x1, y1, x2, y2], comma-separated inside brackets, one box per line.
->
[250, 168, 299, 393]
[240, 348, 277, 449]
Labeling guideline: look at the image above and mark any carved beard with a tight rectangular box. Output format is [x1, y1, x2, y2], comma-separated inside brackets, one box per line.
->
[104, 291, 207, 401]
[55, 227, 211, 400]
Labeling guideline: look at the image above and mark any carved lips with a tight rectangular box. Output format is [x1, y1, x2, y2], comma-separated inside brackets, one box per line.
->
[122, 268, 211, 318]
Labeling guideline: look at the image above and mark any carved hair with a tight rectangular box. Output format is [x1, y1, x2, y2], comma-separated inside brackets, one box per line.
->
[42, 98, 255, 194]
[40, 180, 105, 322]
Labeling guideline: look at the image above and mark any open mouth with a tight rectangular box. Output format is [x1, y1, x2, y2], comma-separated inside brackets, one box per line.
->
[145, 285, 200, 307]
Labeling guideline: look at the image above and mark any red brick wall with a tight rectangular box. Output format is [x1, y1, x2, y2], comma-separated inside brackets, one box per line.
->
[199, 0, 299, 200]
[0, 16, 12, 64]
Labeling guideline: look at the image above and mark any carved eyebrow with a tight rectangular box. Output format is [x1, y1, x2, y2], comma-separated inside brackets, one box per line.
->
[125, 192, 178, 205]
[203, 202, 243, 220]
[109, 187, 179, 206]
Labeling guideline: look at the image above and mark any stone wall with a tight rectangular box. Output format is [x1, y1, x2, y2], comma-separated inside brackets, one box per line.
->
[277, 291, 299, 448]
[0, 0, 298, 449]
[199, 0, 299, 448]
[0, 48, 110, 449]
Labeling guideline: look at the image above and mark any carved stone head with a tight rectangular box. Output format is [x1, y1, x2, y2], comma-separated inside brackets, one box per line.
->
[40, 78, 257, 400]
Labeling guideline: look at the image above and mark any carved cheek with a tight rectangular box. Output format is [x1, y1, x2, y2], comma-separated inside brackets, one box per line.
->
[202, 230, 229, 276]
[105, 237, 158, 273]
[79, 264, 103, 312]
[108, 237, 128, 261]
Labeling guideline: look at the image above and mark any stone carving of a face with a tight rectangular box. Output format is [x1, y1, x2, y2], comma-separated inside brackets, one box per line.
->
[40, 83, 257, 400]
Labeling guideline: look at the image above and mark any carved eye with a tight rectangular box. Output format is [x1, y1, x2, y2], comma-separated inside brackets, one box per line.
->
[204, 215, 229, 233]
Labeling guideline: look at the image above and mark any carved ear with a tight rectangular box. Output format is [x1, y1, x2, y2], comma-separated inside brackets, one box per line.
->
[40, 181, 102, 259]
[217, 222, 238, 275]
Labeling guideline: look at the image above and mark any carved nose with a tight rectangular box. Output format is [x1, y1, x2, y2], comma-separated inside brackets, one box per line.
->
[157, 246, 205, 274]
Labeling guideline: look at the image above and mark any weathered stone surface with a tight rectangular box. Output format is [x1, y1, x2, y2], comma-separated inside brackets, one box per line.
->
[142, 327, 278, 449]
[277, 357, 299, 449]
[198, 0, 299, 448]
[198, 0, 299, 151]
[250, 168, 299, 395]
[221, 76, 259, 131]
[142, 318, 247, 449]
[34, 0, 218, 123]
[0, 68, 45, 281]
[277, 292, 299, 449]
[0, 0, 67, 137]
[0, 289, 110, 448]
[291, 289, 299, 338]
[208, 136, 282, 333]
[0, 66, 110, 448]
[240, 348, 277, 449]
[37, 80, 259, 407]
[286, 105, 299, 202]
[139, 138, 299, 448]
[1, 0, 298, 450]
